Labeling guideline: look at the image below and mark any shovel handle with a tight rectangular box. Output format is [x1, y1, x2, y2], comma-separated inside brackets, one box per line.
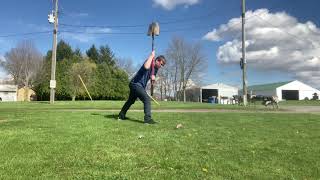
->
[151, 34, 155, 96]
[152, 34, 154, 51]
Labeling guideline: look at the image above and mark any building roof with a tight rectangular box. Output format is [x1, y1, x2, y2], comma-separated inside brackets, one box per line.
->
[0, 84, 18, 92]
[247, 81, 292, 91]
[202, 83, 238, 90]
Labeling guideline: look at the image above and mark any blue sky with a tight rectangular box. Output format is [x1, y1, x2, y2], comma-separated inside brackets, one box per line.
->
[1, 0, 320, 88]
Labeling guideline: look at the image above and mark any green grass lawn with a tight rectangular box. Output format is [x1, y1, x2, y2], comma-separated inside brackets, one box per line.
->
[0, 102, 319, 179]
[0, 100, 286, 112]
[0, 100, 318, 112]
[0, 101, 320, 111]
[279, 100, 320, 106]
[0, 100, 241, 110]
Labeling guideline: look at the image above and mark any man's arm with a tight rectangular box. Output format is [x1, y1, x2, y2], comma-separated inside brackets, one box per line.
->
[143, 50, 155, 69]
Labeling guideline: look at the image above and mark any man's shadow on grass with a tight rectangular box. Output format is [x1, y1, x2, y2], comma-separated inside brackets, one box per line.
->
[91, 113, 144, 124]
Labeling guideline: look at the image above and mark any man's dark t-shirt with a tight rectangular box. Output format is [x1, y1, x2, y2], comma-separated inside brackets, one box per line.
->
[130, 65, 158, 89]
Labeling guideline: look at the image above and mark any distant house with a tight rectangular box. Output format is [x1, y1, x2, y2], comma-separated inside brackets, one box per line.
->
[0, 84, 18, 101]
[245, 80, 320, 101]
[181, 83, 239, 103]
[200, 83, 238, 103]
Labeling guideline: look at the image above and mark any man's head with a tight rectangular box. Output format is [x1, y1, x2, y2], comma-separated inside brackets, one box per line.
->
[155, 55, 166, 68]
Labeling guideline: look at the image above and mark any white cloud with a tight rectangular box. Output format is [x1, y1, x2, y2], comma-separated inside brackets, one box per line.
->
[153, 0, 200, 10]
[86, 27, 112, 33]
[60, 27, 112, 42]
[203, 29, 221, 41]
[67, 12, 89, 18]
[203, 8, 320, 88]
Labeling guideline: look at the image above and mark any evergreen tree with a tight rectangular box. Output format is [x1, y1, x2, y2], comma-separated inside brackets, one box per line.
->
[56, 58, 76, 100]
[74, 48, 82, 58]
[86, 45, 99, 64]
[33, 57, 51, 101]
[56, 40, 73, 61]
[99, 45, 115, 66]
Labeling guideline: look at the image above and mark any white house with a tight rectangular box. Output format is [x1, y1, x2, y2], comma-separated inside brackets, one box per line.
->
[200, 83, 239, 103]
[247, 80, 320, 101]
[0, 84, 18, 101]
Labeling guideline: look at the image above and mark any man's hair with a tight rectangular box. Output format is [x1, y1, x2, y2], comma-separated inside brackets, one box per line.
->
[156, 55, 166, 65]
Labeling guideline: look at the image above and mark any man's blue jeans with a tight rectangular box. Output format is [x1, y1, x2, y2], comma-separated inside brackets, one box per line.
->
[119, 83, 151, 122]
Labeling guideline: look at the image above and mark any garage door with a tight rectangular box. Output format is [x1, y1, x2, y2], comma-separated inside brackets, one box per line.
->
[202, 89, 218, 102]
[282, 90, 299, 100]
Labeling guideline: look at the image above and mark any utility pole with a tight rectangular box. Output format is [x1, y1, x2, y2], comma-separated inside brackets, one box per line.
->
[241, 0, 248, 106]
[49, 0, 58, 104]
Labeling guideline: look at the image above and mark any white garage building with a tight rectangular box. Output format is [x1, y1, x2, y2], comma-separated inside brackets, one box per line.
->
[248, 80, 320, 101]
[200, 83, 238, 103]
[0, 84, 18, 101]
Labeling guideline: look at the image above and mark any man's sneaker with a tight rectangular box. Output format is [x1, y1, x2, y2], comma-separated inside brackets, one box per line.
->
[118, 114, 128, 121]
[144, 119, 157, 124]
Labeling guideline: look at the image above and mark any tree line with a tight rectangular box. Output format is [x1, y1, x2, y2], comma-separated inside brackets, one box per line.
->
[1, 40, 129, 101]
[0, 37, 207, 102]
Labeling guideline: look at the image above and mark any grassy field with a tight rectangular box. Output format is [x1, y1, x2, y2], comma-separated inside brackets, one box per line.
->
[0, 100, 300, 112]
[0, 101, 319, 179]
[0, 99, 318, 109]
[279, 100, 320, 106]
[0, 100, 247, 110]
[0, 100, 319, 112]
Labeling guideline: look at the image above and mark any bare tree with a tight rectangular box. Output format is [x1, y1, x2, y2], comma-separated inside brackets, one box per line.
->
[115, 57, 137, 78]
[157, 57, 175, 100]
[0, 40, 43, 88]
[166, 37, 207, 102]
[166, 38, 183, 100]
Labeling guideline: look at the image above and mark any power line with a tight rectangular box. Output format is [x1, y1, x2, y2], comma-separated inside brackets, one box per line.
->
[0, 23, 216, 38]
[208, 9, 274, 42]
[159, 10, 220, 25]
[58, 24, 217, 35]
[0, 31, 52, 38]
[161, 25, 216, 33]
[212, 7, 320, 53]
[59, 30, 144, 35]
[0, 7, 270, 38]
[59, 9, 220, 29]
[59, 12, 259, 37]
[254, 15, 316, 46]
[212, 7, 320, 52]
[0, 5, 291, 40]
[59, 23, 146, 28]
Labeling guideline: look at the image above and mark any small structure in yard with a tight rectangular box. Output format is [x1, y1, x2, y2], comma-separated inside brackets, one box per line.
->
[17, 87, 36, 101]
[0, 84, 18, 102]
[245, 80, 320, 101]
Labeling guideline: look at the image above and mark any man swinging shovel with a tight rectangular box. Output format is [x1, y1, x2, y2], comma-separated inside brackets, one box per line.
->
[148, 22, 160, 97]
[118, 22, 166, 124]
